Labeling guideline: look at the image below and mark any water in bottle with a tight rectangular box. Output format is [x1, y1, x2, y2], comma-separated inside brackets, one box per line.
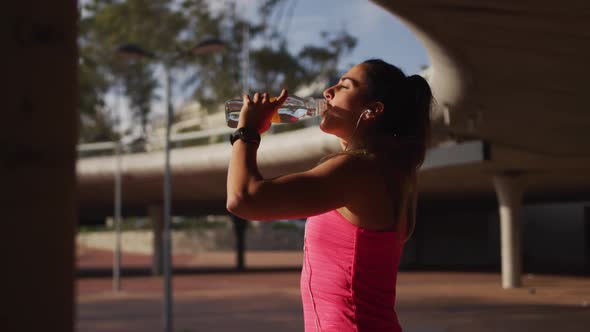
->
[225, 95, 327, 128]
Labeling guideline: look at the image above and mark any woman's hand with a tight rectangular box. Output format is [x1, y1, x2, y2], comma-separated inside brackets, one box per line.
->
[237, 89, 289, 134]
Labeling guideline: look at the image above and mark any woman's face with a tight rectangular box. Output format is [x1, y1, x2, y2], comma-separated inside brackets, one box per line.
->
[320, 64, 371, 141]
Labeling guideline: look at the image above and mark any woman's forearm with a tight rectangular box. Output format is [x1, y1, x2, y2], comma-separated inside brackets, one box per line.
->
[226, 139, 263, 214]
[227, 90, 288, 216]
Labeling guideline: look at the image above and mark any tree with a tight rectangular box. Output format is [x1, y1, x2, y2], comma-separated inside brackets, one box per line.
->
[78, 50, 116, 142]
[79, 0, 185, 141]
[78, 0, 357, 142]
[183, 0, 357, 106]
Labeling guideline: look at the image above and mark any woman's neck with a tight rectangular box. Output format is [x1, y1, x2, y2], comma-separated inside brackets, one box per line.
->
[340, 135, 376, 152]
[339, 139, 348, 151]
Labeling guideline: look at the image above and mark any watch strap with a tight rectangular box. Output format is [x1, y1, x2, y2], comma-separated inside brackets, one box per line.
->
[230, 127, 261, 146]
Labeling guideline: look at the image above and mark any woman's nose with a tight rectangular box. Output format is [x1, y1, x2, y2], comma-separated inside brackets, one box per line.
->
[323, 87, 333, 100]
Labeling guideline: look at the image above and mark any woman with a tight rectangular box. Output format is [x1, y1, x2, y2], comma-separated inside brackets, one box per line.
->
[227, 59, 432, 331]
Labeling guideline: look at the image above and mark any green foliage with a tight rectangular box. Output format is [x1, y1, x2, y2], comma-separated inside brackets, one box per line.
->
[78, 217, 149, 233]
[250, 43, 304, 94]
[171, 217, 229, 231]
[77, 216, 228, 233]
[271, 221, 303, 231]
[78, 0, 357, 143]
[79, 0, 185, 141]
[79, 53, 117, 142]
[299, 30, 358, 81]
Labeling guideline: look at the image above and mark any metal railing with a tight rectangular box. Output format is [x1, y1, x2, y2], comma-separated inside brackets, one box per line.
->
[77, 127, 234, 157]
[77, 117, 320, 158]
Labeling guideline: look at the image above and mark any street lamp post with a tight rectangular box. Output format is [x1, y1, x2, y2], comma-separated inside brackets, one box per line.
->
[113, 82, 124, 293]
[161, 64, 174, 332]
[113, 139, 122, 292]
[116, 38, 225, 332]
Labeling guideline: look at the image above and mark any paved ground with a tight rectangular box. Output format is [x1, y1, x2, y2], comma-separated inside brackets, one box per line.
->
[77, 249, 590, 332]
[77, 246, 304, 270]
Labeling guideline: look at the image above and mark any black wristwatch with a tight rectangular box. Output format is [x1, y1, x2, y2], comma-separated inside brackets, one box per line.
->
[230, 127, 261, 146]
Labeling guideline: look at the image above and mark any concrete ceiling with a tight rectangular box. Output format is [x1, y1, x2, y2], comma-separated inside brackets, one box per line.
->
[372, 0, 590, 157]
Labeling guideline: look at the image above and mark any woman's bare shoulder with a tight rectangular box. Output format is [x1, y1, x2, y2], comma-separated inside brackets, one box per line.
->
[314, 153, 378, 182]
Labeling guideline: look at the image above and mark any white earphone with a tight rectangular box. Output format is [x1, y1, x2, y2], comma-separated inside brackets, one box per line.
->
[347, 109, 377, 152]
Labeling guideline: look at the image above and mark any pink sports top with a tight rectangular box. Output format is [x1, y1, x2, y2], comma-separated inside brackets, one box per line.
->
[301, 209, 404, 332]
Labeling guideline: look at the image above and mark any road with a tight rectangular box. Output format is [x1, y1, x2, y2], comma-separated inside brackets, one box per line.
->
[77, 250, 590, 332]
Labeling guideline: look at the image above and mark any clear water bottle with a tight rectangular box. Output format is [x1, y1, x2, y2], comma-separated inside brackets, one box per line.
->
[225, 95, 327, 128]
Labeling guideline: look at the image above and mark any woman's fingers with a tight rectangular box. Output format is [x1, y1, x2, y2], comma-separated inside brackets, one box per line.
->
[249, 90, 287, 107]
[275, 88, 289, 106]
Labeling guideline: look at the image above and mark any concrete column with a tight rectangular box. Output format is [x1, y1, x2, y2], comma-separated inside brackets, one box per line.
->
[231, 215, 248, 271]
[0, 2, 78, 331]
[149, 205, 164, 275]
[493, 172, 526, 288]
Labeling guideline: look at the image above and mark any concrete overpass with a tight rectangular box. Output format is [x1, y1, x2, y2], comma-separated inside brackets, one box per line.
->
[76, 123, 590, 286]
[79, 0, 590, 215]
[3, 1, 590, 331]
[77, 128, 590, 217]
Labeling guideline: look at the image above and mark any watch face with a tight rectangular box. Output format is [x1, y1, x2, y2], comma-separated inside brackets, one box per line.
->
[231, 127, 260, 145]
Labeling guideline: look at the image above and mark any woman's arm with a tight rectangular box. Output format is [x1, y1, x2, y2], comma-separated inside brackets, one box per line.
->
[227, 145, 366, 220]
[226, 90, 369, 220]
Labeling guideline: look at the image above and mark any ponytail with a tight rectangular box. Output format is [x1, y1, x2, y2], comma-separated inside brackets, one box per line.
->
[404, 74, 432, 170]
[361, 60, 432, 243]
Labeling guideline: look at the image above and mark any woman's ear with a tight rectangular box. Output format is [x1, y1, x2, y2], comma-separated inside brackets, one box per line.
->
[372, 101, 384, 114]
[364, 102, 384, 119]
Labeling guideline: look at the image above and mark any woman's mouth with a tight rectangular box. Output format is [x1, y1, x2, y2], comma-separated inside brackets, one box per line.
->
[319, 101, 331, 116]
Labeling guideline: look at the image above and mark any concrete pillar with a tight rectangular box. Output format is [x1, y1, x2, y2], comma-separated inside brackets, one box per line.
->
[493, 172, 526, 288]
[0, 2, 78, 331]
[149, 205, 164, 275]
[231, 215, 248, 271]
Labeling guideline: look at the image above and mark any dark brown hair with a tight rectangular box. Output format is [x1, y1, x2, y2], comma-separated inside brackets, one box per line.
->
[364, 59, 432, 242]
[321, 59, 432, 242]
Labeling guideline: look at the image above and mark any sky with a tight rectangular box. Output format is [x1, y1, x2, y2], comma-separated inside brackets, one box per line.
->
[228, 0, 429, 74]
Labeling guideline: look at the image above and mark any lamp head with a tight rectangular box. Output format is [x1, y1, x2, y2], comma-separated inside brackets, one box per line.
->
[115, 43, 156, 59]
[190, 38, 226, 55]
